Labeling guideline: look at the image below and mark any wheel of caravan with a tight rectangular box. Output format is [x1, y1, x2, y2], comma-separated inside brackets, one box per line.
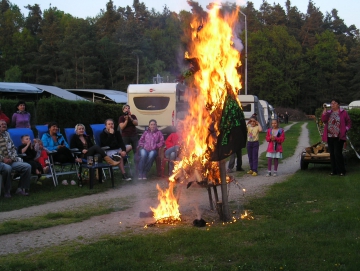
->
[300, 153, 309, 170]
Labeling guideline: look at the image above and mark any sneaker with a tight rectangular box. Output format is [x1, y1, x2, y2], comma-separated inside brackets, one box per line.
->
[122, 173, 132, 181]
[226, 168, 233, 173]
[265, 172, 271, 177]
[39, 176, 47, 182]
[142, 174, 147, 180]
[70, 180, 77, 185]
[138, 174, 143, 180]
[247, 170, 253, 174]
[4, 192, 11, 198]
[112, 154, 121, 161]
[16, 188, 22, 194]
[16, 189, 29, 196]
[273, 173, 277, 177]
[62, 180, 69, 185]
[252, 172, 258, 176]
[36, 180, 42, 185]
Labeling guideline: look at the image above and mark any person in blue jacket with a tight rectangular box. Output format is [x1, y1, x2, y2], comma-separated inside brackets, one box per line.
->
[41, 121, 81, 164]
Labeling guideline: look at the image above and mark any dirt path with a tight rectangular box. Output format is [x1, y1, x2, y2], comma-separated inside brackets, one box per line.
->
[0, 122, 309, 255]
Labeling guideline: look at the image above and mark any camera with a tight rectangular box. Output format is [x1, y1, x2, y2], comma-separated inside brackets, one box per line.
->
[323, 103, 327, 108]
[124, 111, 129, 116]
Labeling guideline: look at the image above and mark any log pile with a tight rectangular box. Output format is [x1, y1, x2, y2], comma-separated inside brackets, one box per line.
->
[304, 142, 330, 159]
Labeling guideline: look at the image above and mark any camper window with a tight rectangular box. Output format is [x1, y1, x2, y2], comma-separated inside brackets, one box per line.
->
[241, 103, 252, 112]
[133, 97, 170, 111]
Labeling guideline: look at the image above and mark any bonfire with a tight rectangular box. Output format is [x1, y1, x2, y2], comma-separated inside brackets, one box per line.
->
[150, 4, 246, 223]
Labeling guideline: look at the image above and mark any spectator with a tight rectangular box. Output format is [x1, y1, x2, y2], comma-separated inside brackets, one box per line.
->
[246, 114, 262, 176]
[0, 103, 10, 125]
[321, 99, 351, 176]
[118, 104, 139, 154]
[0, 119, 31, 197]
[18, 135, 47, 185]
[41, 121, 82, 164]
[226, 151, 244, 173]
[137, 119, 164, 180]
[284, 112, 289, 124]
[100, 119, 132, 181]
[34, 138, 50, 173]
[70, 123, 120, 166]
[12, 101, 31, 128]
[164, 121, 183, 175]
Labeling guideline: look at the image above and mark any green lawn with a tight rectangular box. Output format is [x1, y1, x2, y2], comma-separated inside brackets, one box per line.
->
[1, 121, 359, 270]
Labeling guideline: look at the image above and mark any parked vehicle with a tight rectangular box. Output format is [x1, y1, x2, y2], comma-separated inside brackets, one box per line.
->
[127, 83, 188, 135]
[259, 100, 271, 127]
[238, 95, 267, 131]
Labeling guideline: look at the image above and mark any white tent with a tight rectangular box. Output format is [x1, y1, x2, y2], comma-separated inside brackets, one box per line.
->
[67, 89, 128, 103]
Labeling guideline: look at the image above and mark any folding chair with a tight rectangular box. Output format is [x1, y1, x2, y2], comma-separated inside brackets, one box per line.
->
[7, 128, 57, 186]
[35, 125, 49, 139]
[64, 127, 108, 184]
[90, 124, 133, 176]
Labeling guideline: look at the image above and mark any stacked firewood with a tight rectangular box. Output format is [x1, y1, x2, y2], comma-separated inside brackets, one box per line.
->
[304, 142, 329, 157]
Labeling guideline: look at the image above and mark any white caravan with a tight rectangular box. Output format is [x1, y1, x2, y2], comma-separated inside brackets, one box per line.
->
[237, 95, 267, 131]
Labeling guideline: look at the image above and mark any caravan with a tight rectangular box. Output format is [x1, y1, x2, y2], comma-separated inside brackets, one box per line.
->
[259, 100, 271, 127]
[127, 83, 188, 135]
[238, 95, 267, 131]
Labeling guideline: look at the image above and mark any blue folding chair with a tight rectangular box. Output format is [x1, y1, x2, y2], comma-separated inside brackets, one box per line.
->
[90, 124, 133, 176]
[35, 125, 49, 139]
[7, 128, 57, 186]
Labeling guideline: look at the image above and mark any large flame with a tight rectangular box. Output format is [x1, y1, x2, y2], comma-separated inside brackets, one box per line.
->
[150, 5, 242, 222]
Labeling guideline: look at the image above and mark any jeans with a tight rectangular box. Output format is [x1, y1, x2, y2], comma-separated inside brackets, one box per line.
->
[165, 146, 179, 175]
[0, 161, 31, 192]
[138, 148, 158, 175]
[123, 135, 139, 154]
[247, 141, 259, 172]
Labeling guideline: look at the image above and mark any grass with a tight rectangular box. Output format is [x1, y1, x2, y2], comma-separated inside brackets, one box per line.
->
[1, 121, 360, 270]
[0, 197, 132, 235]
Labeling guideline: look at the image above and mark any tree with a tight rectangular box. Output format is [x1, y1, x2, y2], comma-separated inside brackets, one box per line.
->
[5, 65, 22, 81]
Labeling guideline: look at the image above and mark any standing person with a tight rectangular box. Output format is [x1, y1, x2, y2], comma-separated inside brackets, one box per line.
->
[100, 119, 132, 181]
[321, 99, 351, 176]
[11, 101, 31, 128]
[0, 120, 32, 197]
[18, 135, 47, 185]
[164, 121, 183, 175]
[137, 119, 164, 180]
[0, 103, 10, 125]
[226, 151, 244, 173]
[70, 123, 120, 166]
[265, 119, 285, 177]
[246, 114, 262, 176]
[284, 112, 289, 124]
[119, 105, 139, 154]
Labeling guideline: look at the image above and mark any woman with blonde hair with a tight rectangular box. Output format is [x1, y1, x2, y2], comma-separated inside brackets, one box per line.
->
[70, 123, 120, 166]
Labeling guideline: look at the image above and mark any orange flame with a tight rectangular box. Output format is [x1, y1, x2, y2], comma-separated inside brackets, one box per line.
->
[150, 5, 242, 222]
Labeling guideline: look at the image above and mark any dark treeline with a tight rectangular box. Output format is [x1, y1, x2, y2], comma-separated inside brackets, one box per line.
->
[0, 0, 359, 113]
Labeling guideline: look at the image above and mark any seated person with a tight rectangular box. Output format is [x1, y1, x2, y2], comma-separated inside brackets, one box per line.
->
[137, 119, 164, 180]
[70, 123, 120, 166]
[41, 121, 82, 164]
[34, 138, 50, 173]
[18, 135, 47, 185]
[164, 121, 183, 176]
[100, 119, 132, 181]
[0, 119, 31, 197]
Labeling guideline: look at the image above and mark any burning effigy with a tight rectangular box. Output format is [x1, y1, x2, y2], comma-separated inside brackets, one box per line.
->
[150, 4, 247, 223]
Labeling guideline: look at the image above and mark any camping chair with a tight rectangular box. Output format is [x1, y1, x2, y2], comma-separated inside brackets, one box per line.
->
[35, 124, 49, 139]
[7, 128, 57, 186]
[90, 124, 133, 177]
[64, 128, 107, 184]
[35, 126, 79, 186]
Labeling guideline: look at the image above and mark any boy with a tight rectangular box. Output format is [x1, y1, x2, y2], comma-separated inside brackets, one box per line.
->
[18, 135, 47, 184]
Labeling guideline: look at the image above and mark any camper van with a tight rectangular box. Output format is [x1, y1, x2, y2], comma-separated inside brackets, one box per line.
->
[259, 100, 271, 127]
[238, 95, 267, 131]
[127, 83, 188, 135]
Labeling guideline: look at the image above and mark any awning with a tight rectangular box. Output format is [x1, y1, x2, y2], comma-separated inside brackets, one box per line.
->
[0, 82, 43, 93]
[67, 89, 128, 103]
[29, 84, 88, 101]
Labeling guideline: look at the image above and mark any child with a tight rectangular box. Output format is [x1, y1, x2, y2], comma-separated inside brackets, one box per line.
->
[246, 114, 262, 176]
[18, 135, 47, 184]
[34, 138, 50, 173]
[265, 119, 285, 177]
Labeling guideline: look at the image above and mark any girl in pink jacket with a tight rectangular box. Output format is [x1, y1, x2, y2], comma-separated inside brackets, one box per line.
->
[265, 119, 285, 177]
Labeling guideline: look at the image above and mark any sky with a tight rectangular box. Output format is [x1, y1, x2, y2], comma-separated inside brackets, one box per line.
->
[12, 0, 360, 29]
